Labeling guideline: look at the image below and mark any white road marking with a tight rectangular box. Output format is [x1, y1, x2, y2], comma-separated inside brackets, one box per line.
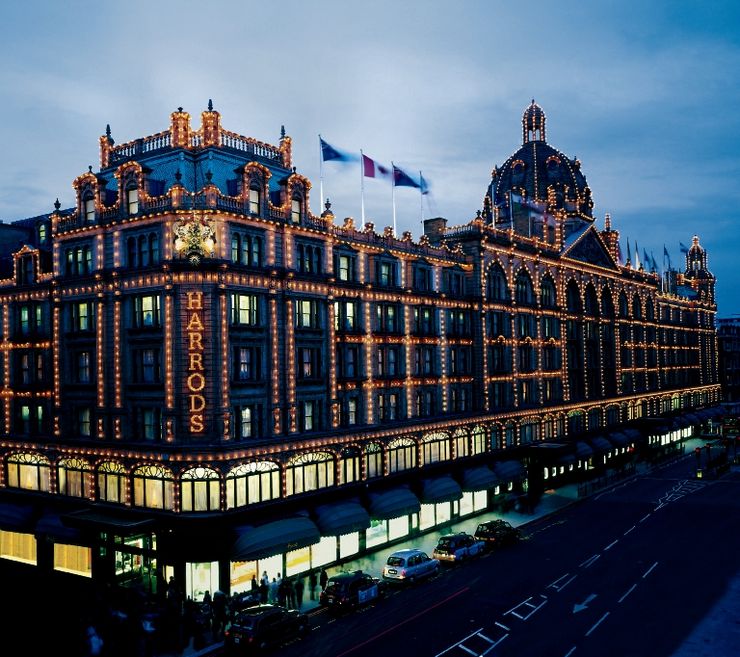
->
[604, 539, 619, 551]
[504, 594, 548, 621]
[585, 612, 610, 637]
[494, 622, 510, 631]
[564, 647, 577, 657]
[639, 513, 651, 523]
[618, 583, 637, 603]
[548, 573, 577, 592]
[580, 554, 601, 569]
[642, 561, 659, 579]
[623, 525, 636, 536]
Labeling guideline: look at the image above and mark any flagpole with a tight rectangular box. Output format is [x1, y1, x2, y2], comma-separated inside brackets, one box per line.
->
[360, 149, 365, 228]
[508, 191, 513, 231]
[391, 162, 397, 237]
[318, 134, 324, 216]
[419, 170, 424, 230]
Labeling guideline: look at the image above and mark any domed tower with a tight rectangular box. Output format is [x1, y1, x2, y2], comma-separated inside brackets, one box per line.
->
[484, 101, 594, 241]
[683, 235, 715, 303]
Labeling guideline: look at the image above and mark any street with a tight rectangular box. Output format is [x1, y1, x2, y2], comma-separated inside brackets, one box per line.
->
[266, 456, 740, 657]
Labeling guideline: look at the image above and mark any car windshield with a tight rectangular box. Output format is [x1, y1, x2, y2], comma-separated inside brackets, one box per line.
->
[234, 612, 259, 629]
[387, 556, 405, 567]
[324, 581, 346, 595]
[437, 538, 454, 549]
[476, 524, 489, 533]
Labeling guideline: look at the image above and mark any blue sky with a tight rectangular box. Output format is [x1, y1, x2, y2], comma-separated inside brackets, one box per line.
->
[1, 0, 738, 313]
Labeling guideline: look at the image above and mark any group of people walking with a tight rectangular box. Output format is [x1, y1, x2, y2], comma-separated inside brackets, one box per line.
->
[248, 567, 328, 609]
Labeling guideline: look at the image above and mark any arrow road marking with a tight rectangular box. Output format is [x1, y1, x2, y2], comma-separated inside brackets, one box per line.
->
[585, 612, 610, 637]
[573, 593, 598, 614]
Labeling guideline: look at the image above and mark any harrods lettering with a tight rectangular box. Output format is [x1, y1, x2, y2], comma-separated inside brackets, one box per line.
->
[186, 291, 206, 433]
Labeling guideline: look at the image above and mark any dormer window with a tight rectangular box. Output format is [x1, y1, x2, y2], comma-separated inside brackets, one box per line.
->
[249, 188, 261, 215]
[291, 197, 302, 223]
[84, 195, 96, 223]
[127, 187, 139, 215]
[38, 224, 47, 245]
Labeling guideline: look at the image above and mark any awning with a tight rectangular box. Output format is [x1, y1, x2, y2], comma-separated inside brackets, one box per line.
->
[590, 437, 613, 453]
[494, 460, 526, 482]
[676, 417, 691, 428]
[623, 428, 642, 441]
[608, 432, 629, 448]
[0, 502, 36, 532]
[709, 407, 724, 418]
[369, 487, 421, 520]
[697, 410, 712, 420]
[35, 511, 86, 545]
[575, 442, 594, 459]
[63, 508, 155, 535]
[231, 517, 321, 562]
[315, 501, 370, 536]
[557, 453, 577, 466]
[685, 413, 701, 425]
[420, 476, 463, 504]
[462, 466, 501, 491]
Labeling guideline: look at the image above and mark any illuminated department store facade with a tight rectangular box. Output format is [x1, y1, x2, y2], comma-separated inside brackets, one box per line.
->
[0, 102, 720, 599]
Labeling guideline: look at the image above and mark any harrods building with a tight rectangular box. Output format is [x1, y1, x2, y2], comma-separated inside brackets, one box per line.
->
[0, 101, 721, 600]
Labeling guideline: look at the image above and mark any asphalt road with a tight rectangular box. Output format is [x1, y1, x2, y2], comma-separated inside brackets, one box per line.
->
[267, 456, 740, 657]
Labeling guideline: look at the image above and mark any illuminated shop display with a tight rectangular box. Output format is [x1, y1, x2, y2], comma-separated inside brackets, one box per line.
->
[0, 101, 719, 598]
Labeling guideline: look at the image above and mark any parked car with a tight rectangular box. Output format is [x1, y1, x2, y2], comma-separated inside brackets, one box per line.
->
[382, 548, 439, 583]
[224, 604, 308, 654]
[319, 570, 385, 611]
[474, 519, 522, 548]
[432, 532, 485, 563]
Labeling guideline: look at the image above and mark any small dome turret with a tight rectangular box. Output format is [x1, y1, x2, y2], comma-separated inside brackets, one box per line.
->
[523, 100, 546, 143]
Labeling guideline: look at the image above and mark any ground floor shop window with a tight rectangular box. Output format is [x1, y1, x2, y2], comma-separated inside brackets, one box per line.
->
[366, 519, 388, 549]
[0, 530, 36, 564]
[230, 560, 257, 594]
[388, 516, 409, 541]
[286, 546, 311, 577]
[339, 532, 359, 559]
[460, 492, 474, 516]
[54, 543, 92, 577]
[473, 490, 487, 512]
[186, 561, 219, 601]
[420, 502, 451, 531]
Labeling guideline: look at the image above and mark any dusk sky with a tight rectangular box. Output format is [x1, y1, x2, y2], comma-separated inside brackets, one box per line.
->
[1, 1, 738, 313]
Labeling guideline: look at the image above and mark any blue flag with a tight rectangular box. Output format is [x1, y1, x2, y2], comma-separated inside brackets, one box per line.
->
[420, 173, 430, 196]
[679, 241, 689, 254]
[320, 137, 357, 163]
[393, 165, 421, 189]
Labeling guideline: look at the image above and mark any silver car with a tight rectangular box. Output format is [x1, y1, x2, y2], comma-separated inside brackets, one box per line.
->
[382, 548, 439, 583]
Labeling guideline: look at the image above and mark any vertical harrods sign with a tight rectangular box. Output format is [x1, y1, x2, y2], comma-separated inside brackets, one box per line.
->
[185, 290, 207, 433]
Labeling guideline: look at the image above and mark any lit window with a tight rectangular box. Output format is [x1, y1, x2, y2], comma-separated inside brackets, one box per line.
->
[127, 188, 139, 215]
[231, 294, 259, 326]
[78, 408, 91, 437]
[291, 198, 301, 223]
[84, 197, 96, 223]
[240, 407, 253, 438]
[134, 295, 160, 328]
[74, 302, 92, 332]
[249, 188, 260, 214]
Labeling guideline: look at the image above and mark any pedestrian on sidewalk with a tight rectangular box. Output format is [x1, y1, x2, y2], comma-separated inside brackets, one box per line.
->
[269, 577, 278, 604]
[320, 568, 328, 591]
[286, 578, 296, 609]
[294, 577, 304, 610]
[259, 578, 268, 604]
[308, 570, 317, 600]
[277, 578, 287, 607]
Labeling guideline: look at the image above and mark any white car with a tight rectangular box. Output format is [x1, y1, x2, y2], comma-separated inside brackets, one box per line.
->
[432, 532, 486, 563]
[382, 548, 439, 583]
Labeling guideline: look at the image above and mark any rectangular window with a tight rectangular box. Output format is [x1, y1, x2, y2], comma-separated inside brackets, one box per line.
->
[138, 408, 161, 441]
[84, 198, 96, 223]
[234, 346, 261, 382]
[240, 406, 253, 438]
[291, 199, 301, 223]
[249, 188, 260, 214]
[127, 188, 139, 214]
[295, 299, 320, 329]
[337, 255, 354, 282]
[347, 398, 358, 426]
[134, 349, 159, 383]
[334, 300, 358, 332]
[73, 302, 93, 332]
[133, 295, 160, 328]
[76, 351, 91, 384]
[78, 408, 91, 437]
[302, 400, 318, 431]
[231, 294, 259, 326]
[376, 303, 399, 333]
[377, 260, 396, 287]
[413, 307, 434, 335]
[298, 347, 321, 380]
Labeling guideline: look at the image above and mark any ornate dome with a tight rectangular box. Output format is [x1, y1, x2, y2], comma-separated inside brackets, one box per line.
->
[484, 101, 594, 224]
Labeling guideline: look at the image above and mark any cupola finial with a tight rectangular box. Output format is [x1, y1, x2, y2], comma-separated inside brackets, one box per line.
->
[208, 99, 213, 111]
[54, 198, 61, 211]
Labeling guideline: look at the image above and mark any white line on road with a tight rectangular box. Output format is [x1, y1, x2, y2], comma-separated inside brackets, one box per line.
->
[495, 622, 510, 631]
[548, 573, 577, 591]
[618, 583, 637, 603]
[580, 554, 601, 569]
[604, 539, 619, 551]
[643, 561, 659, 579]
[585, 612, 610, 637]
[623, 525, 636, 536]
[639, 513, 651, 523]
[564, 647, 577, 657]
[433, 628, 483, 657]
[504, 597, 531, 616]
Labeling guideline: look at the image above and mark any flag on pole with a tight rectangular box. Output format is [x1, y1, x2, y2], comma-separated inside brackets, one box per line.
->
[362, 154, 392, 180]
[663, 245, 672, 268]
[643, 249, 650, 268]
[634, 240, 641, 269]
[320, 137, 357, 163]
[679, 241, 689, 254]
[419, 173, 430, 195]
[393, 164, 421, 188]
[626, 239, 632, 264]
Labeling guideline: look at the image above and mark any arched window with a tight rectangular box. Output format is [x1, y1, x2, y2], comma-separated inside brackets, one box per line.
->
[646, 297, 655, 321]
[515, 270, 534, 305]
[285, 451, 334, 496]
[38, 224, 47, 244]
[97, 461, 128, 504]
[181, 467, 220, 512]
[387, 437, 416, 473]
[225, 461, 280, 509]
[632, 294, 642, 319]
[338, 446, 361, 485]
[421, 432, 450, 465]
[364, 442, 383, 479]
[487, 265, 509, 301]
[619, 292, 629, 318]
[132, 464, 174, 510]
[584, 285, 598, 316]
[601, 288, 614, 317]
[471, 426, 487, 455]
[540, 276, 556, 308]
[566, 281, 582, 313]
[6, 452, 50, 492]
[57, 457, 91, 498]
[520, 420, 540, 444]
[454, 428, 469, 459]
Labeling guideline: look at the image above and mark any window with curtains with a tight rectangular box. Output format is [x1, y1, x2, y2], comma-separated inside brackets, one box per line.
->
[295, 299, 321, 329]
[126, 187, 139, 215]
[57, 458, 91, 498]
[338, 447, 361, 485]
[132, 464, 174, 510]
[230, 231, 263, 267]
[181, 467, 221, 512]
[126, 232, 160, 267]
[72, 301, 94, 332]
[249, 187, 261, 214]
[454, 429, 469, 459]
[231, 293, 260, 326]
[387, 437, 416, 473]
[334, 299, 359, 332]
[487, 265, 509, 301]
[6, 452, 51, 492]
[225, 461, 281, 509]
[375, 302, 401, 333]
[132, 295, 160, 328]
[364, 442, 383, 479]
[421, 432, 451, 465]
[83, 194, 96, 223]
[97, 461, 128, 504]
[285, 451, 334, 497]
[471, 426, 486, 454]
